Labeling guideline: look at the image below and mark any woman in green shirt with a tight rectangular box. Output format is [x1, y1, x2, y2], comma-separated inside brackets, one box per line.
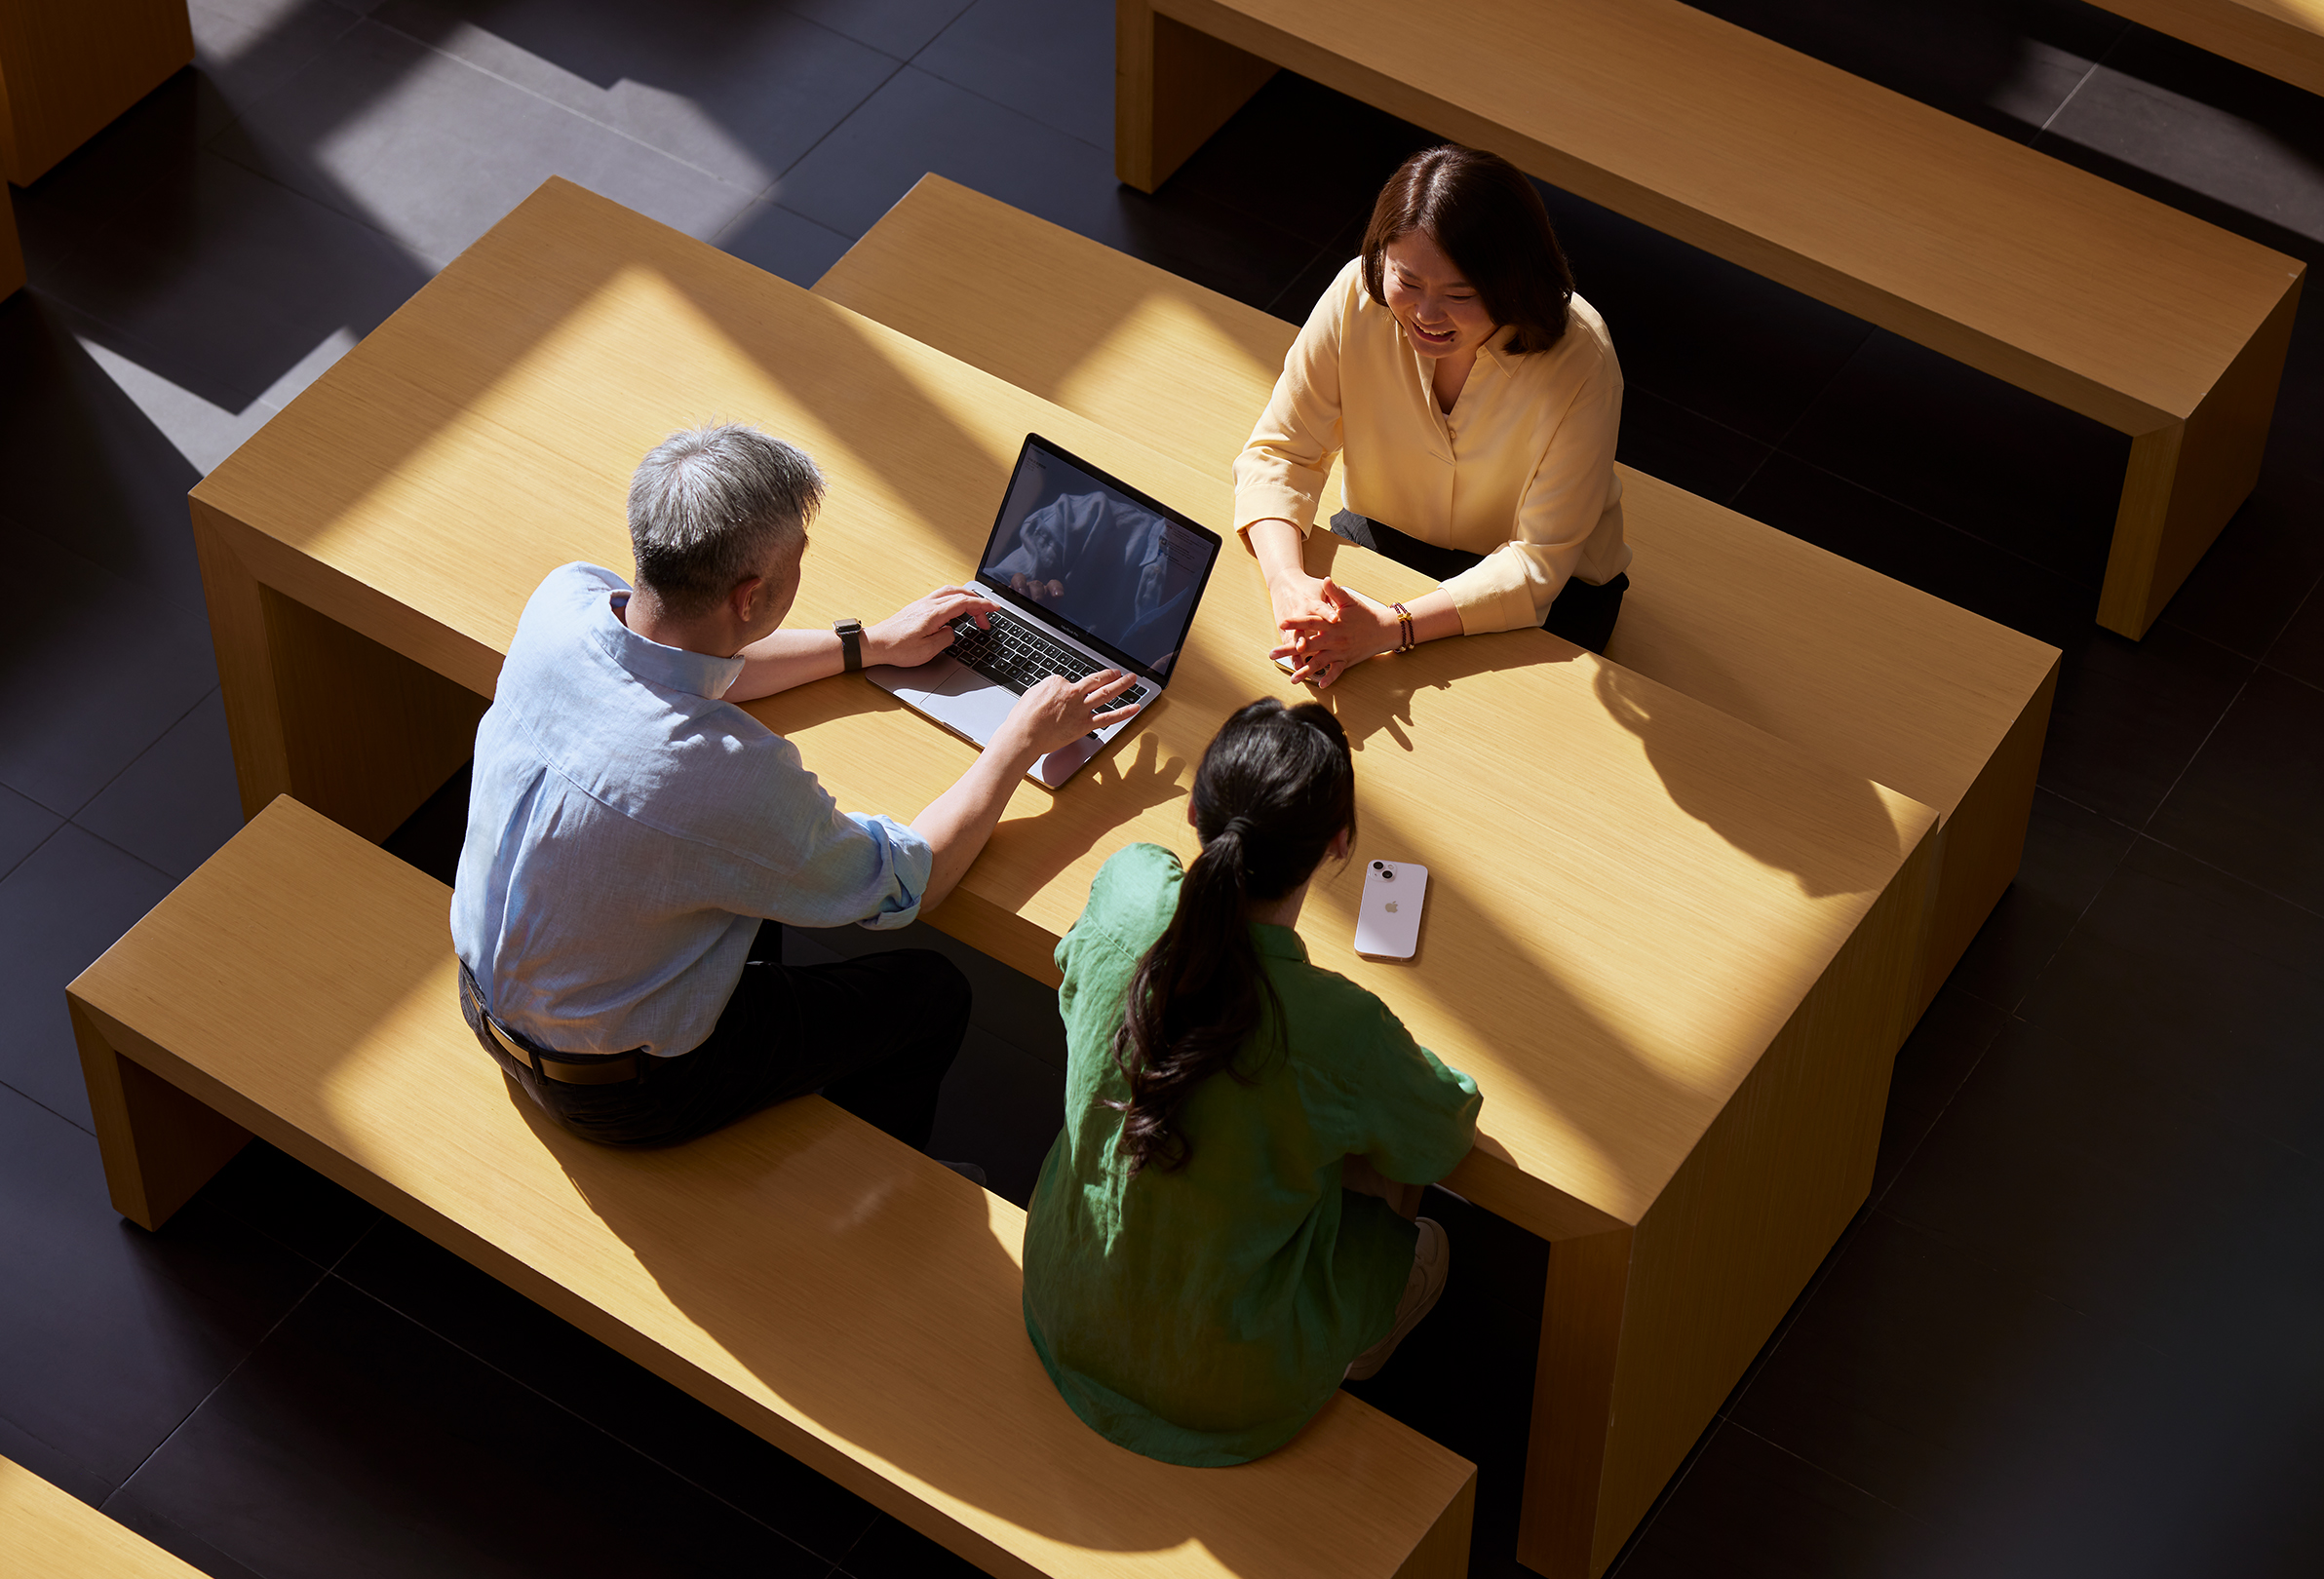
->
[1022, 699, 1482, 1466]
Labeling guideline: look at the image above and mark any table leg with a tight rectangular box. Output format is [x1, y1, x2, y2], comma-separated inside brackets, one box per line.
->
[1, 183, 22, 299]
[2098, 273, 2303, 638]
[0, 0, 194, 184]
[194, 503, 489, 841]
[70, 997, 250, 1232]
[1115, 0, 1277, 192]
[1515, 822, 1935, 1576]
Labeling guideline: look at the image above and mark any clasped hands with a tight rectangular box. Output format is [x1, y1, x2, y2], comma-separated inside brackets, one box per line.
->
[1266, 568, 1403, 688]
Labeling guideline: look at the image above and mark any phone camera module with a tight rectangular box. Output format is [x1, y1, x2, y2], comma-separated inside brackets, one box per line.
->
[1376, 865, 1394, 880]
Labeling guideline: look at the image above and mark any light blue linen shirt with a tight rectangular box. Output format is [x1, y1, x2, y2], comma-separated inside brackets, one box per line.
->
[450, 562, 932, 1057]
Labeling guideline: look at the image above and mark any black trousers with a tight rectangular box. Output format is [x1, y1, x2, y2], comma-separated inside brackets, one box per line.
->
[1328, 510, 1630, 655]
[459, 921, 970, 1151]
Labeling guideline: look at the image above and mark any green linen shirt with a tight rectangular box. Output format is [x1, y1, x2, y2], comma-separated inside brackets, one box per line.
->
[1023, 843, 1482, 1466]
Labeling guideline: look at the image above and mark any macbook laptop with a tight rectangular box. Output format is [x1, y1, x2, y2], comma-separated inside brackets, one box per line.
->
[868, 433, 1224, 789]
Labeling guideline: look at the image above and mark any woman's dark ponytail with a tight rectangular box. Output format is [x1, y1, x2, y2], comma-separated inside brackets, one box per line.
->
[1108, 700, 1355, 1175]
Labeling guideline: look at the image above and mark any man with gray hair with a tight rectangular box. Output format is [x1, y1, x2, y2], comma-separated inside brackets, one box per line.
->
[451, 423, 1138, 1154]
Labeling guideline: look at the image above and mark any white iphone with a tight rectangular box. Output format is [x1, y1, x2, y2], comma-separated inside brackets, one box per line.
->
[1353, 859, 1428, 959]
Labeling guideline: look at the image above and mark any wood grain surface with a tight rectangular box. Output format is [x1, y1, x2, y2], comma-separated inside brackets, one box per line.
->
[191, 176, 1936, 1242]
[0, 0, 192, 183]
[2099, 0, 2324, 96]
[68, 797, 1478, 1579]
[815, 174, 2057, 1014]
[1119, 0, 2306, 635]
[0, 1454, 206, 1578]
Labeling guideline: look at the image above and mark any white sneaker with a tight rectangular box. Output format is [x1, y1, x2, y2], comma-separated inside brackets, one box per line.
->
[1345, 1217, 1450, 1381]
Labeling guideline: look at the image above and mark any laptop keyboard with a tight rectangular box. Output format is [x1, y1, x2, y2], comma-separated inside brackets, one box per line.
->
[947, 611, 1150, 708]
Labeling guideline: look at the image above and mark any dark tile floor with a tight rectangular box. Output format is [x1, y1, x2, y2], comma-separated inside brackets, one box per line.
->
[2, 1, 2317, 1573]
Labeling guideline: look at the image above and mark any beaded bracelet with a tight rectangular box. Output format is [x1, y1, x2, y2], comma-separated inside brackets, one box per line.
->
[1391, 601, 1416, 654]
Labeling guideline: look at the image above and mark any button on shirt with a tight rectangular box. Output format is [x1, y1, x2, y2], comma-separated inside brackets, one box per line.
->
[1232, 257, 1629, 633]
[451, 562, 933, 1057]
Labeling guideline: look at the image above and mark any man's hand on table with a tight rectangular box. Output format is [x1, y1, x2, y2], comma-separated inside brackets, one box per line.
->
[994, 670, 1144, 767]
[866, 585, 1001, 669]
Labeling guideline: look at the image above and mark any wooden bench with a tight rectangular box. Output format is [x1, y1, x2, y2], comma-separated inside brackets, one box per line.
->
[0, 0, 193, 184]
[0, 1454, 204, 1578]
[1113, 0, 2307, 639]
[66, 796, 1478, 1579]
[814, 173, 2060, 1020]
[2099, 0, 2324, 96]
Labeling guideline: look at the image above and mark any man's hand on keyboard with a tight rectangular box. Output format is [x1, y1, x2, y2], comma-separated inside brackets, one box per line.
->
[995, 669, 1145, 763]
[869, 585, 1001, 669]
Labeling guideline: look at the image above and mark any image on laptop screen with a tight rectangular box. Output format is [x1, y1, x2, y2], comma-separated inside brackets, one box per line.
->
[978, 438, 1220, 680]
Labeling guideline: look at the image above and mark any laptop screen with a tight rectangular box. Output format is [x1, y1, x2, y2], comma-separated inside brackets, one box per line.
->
[976, 435, 1223, 681]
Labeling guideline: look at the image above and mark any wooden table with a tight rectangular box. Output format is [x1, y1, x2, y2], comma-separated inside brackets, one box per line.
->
[190, 178, 1936, 1579]
[815, 173, 2061, 1024]
[1115, 0, 2307, 640]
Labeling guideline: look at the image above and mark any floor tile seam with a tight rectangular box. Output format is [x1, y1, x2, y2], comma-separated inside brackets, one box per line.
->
[750, 57, 913, 208]
[0, 1071, 98, 1139]
[56, 686, 224, 831]
[2133, 667, 2256, 836]
[320, 1268, 846, 1560]
[1599, 1417, 1725, 1573]
[1717, 1417, 1929, 1521]
[184, 134, 456, 279]
[187, 4, 370, 157]
[2032, 47, 2107, 138]
[2125, 827, 2324, 924]
[1973, 815, 2146, 1021]
[2256, 651, 2324, 699]
[897, 0, 986, 66]
[1715, 1204, 1878, 1420]
[0, 1404, 118, 1501]
[902, 58, 1111, 159]
[36, 288, 281, 416]
[112, 1264, 338, 1503]
[336, 12, 783, 212]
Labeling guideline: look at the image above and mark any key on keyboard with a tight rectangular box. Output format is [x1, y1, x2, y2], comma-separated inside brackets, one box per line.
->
[947, 612, 1149, 706]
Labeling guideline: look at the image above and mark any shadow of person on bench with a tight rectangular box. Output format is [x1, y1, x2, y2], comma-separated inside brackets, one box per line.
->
[509, 1081, 1446, 1574]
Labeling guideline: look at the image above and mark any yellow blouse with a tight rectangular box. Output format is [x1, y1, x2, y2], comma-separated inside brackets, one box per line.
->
[1232, 258, 1629, 634]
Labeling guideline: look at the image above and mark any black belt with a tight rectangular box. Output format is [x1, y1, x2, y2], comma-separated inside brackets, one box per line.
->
[460, 969, 647, 1086]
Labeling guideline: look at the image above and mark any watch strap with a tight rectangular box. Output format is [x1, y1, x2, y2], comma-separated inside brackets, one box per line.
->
[834, 619, 864, 673]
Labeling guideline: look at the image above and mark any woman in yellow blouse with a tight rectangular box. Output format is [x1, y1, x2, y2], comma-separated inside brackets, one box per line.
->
[1234, 144, 1629, 681]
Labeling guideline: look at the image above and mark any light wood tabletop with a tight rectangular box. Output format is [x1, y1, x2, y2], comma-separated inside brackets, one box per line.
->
[815, 173, 2061, 1020]
[1117, 0, 2307, 638]
[0, 1455, 205, 1578]
[188, 177, 1937, 1579]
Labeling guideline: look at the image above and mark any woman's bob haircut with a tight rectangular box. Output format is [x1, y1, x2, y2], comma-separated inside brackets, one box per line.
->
[1360, 144, 1575, 356]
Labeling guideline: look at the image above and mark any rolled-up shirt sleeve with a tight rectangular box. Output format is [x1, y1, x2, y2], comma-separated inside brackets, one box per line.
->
[1232, 274, 1348, 539]
[849, 812, 933, 930]
[1437, 355, 1624, 634]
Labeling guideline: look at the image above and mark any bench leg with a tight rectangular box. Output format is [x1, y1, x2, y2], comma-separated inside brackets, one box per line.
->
[194, 501, 488, 841]
[71, 997, 251, 1232]
[2098, 274, 2303, 638]
[1116, 0, 1276, 191]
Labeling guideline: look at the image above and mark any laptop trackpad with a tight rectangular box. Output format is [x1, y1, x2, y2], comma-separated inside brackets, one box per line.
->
[926, 674, 1018, 741]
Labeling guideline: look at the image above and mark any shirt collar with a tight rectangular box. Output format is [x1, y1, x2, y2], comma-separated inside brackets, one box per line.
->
[1252, 921, 1308, 962]
[587, 587, 746, 700]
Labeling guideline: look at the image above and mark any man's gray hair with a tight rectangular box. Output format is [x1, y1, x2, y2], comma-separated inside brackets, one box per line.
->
[627, 423, 825, 617]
